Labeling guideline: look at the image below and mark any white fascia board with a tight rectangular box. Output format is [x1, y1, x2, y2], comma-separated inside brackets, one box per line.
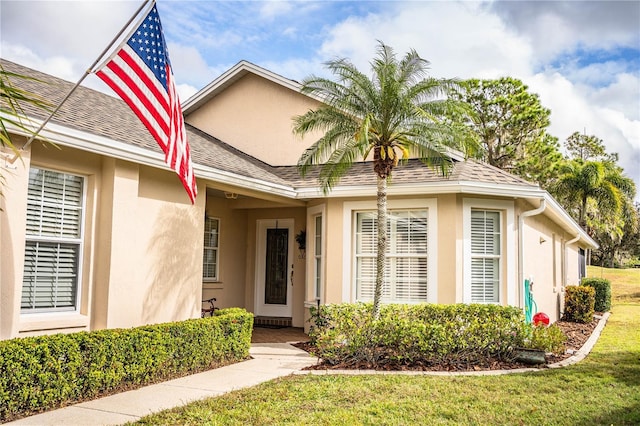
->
[193, 164, 296, 198]
[12, 118, 297, 199]
[295, 180, 544, 199]
[183, 61, 305, 113]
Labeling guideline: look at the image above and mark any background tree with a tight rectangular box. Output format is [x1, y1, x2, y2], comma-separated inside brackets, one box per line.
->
[590, 199, 639, 267]
[449, 77, 554, 175]
[293, 42, 467, 318]
[512, 132, 564, 189]
[565, 131, 611, 162]
[552, 160, 635, 229]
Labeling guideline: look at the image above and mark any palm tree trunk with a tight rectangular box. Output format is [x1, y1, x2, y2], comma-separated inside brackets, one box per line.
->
[372, 175, 387, 320]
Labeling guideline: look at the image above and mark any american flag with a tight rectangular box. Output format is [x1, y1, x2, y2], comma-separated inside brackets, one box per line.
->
[95, 2, 197, 203]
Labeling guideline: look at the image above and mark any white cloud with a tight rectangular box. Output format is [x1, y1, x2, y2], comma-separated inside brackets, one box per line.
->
[315, 1, 639, 193]
[259, 1, 294, 20]
[319, 2, 533, 80]
[1, 1, 141, 63]
[2, 0, 638, 197]
[177, 83, 199, 103]
[262, 57, 324, 83]
[489, 1, 640, 63]
[589, 73, 640, 121]
[528, 72, 640, 186]
[166, 43, 219, 88]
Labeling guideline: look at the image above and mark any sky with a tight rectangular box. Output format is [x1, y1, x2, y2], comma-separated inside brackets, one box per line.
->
[1, 0, 639, 196]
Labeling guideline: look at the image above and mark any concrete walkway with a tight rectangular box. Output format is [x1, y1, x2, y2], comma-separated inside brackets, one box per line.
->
[8, 343, 318, 426]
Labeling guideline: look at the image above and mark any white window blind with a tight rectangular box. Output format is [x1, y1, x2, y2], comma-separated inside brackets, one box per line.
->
[470, 210, 500, 303]
[203, 217, 219, 280]
[355, 210, 428, 303]
[21, 168, 84, 312]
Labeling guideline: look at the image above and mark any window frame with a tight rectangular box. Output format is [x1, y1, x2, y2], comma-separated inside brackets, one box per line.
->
[307, 204, 325, 304]
[469, 209, 501, 303]
[463, 198, 515, 305]
[21, 167, 86, 314]
[343, 199, 438, 304]
[313, 213, 323, 300]
[355, 209, 429, 303]
[203, 216, 220, 282]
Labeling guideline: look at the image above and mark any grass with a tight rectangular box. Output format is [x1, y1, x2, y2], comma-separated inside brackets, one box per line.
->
[136, 267, 640, 425]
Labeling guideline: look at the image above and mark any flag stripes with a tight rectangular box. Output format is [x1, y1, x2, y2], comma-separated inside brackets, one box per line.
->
[95, 2, 197, 203]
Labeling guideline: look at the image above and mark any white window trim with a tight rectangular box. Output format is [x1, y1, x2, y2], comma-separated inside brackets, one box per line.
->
[463, 198, 515, 305]
[307, 204, 325, 305]
[21, 167, 87, 315]
[203, 216, 220, 282]
[342, 199, 438, 304]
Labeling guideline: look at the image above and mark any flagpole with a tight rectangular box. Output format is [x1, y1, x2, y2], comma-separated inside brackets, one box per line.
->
[8, 0, 153, 163]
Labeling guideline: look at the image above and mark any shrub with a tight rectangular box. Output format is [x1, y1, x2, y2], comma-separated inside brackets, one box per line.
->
[563, 285, 595, 323]
[581, 277, 611, 312]
[309, 303, 530, 367]
[523, 324, 566, 354]
[0, 309, 252, 422]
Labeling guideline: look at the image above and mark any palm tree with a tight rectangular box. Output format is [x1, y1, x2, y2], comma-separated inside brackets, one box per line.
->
[1, 65, 51, 153]
[553, 160, 636, 230]
[293, 42, 468, 318]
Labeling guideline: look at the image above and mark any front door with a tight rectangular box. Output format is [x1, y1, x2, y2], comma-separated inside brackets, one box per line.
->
[255, 219, 294, 317]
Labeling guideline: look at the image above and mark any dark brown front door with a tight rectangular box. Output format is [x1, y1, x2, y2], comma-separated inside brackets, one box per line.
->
[264, 228, 288, 305]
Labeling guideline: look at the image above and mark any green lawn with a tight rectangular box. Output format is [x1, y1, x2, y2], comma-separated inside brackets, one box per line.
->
[136, 267, 640, 425]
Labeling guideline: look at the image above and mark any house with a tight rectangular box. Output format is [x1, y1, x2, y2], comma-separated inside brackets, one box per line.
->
[0, 58, 597, 340]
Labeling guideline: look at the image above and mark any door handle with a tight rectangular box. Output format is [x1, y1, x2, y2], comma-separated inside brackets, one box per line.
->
[290, 264, 294, 286]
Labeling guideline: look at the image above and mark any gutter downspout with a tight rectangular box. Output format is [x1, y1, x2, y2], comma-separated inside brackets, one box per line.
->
[518, 199, 546, 314]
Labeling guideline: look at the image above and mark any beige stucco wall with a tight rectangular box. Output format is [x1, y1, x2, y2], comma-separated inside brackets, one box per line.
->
[436, 194, 460, 304]
[323, 198, 346, 304]
[1, 137, 33, 339]
[518, 201, 587, 323]
[312, 194, 589, 325]
[201, 195, 249, 310]
[2, 136, 590, 339]
[1, 140, 205, 340]
[185, 73, 323, 166]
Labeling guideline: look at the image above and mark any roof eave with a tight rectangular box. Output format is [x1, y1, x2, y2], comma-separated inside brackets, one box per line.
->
[9, 116, 298, 200]
[182, 60, 305, 114]
[8, 114, 596, 249]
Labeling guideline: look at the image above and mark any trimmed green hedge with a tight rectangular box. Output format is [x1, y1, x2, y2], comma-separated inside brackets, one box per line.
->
[581, 277, 612, 312]
[563, 285, 595, 323]
[0, 308, 252, 422]
[309, 303, 563, 368]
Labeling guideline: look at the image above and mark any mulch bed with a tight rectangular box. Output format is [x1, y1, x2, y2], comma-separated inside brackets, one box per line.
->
[293, 315, 602, 372]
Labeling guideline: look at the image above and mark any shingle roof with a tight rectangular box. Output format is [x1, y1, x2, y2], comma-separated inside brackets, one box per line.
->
[276, 157, 537, 189]
[2, 58, 538, 193]
[1, 58, 288, 186]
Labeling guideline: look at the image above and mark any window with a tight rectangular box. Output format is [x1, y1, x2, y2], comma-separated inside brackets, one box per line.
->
[203, 217, 219, 281]
[470, 210, 501, 303]
[314, 214, 322, 300]
[21, 168, 84, 312]
[578, 248, 586, 282]
[355, 210, 428, 303]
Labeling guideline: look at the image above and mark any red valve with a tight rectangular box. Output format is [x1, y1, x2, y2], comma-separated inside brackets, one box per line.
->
[533, 312, 550, 326]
